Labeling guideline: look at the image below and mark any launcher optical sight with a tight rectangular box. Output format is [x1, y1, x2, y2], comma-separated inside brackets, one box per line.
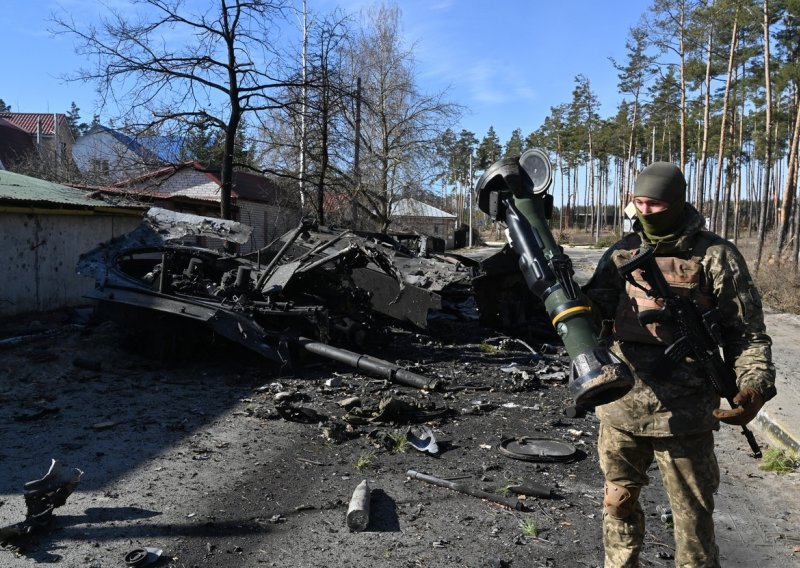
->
[475, 149, 633, 408]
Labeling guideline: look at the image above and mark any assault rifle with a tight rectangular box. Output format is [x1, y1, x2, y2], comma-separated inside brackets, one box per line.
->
[614, 247, 762, 457]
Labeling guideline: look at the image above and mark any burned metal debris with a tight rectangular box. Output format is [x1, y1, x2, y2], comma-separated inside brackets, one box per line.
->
[77, 208, 479, 387]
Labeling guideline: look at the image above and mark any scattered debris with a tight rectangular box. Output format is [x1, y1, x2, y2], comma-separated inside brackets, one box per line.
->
[276, 404, 326, 423]
[656, 504, 673, 524]
[325, 376, 343, 388]
[345, 396, 450, 424]
[505, 482, 554, 499]
[498, 437, 578, 463]
[337, 397, 361, 410]
[346, 480, 371, 532]
[124, 546, 163, 567]
[406, 425, 440, 455]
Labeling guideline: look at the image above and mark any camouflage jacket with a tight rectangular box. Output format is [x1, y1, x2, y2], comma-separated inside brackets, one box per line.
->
[582, 204, 776, 436]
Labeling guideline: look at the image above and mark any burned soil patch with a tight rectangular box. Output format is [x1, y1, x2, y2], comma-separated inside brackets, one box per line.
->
[0, 311, 682, 568]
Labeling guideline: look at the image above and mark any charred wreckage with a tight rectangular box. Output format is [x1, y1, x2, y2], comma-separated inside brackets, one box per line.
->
[77, 149, 632, 410]
[76, 207, 536, 391]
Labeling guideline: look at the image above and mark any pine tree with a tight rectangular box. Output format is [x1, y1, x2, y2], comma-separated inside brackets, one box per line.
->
[65, 102, 88, 139]
[504, 128, 524, 157]
[477, 126, 502, 169]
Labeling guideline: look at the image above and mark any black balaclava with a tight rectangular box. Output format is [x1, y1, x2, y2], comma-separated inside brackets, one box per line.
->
[633, 162, 687, 242]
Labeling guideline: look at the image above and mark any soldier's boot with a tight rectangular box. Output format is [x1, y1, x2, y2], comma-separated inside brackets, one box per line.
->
[603, 481, 644, 568]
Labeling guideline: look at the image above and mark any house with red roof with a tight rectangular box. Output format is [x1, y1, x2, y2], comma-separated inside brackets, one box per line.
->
[0, 117, 34, 169]
[113, 161, 301, 252]
[0, 112, 74, 169]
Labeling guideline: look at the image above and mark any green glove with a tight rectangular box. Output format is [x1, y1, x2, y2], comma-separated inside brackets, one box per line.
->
[712, 387, 764, 426]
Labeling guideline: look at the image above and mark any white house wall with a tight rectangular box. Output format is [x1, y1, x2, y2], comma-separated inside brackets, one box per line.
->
[141, 169, 221, 201]
[73, 131, 150, 180]
[1, 211, 142, 316]
[237, 200, 301, 252]
[393, 216, 455, 249]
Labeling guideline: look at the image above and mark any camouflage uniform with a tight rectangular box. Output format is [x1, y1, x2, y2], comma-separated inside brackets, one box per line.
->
[583, 204, 776, 567]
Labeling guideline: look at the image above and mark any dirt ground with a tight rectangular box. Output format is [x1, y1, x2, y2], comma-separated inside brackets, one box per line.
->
[1, 246, 798, 568]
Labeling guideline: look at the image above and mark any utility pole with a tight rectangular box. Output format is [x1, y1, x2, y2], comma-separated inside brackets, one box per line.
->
[299, 0, 308, 210]
[468, 153, 473, 248]
[352, 77, 361, 227]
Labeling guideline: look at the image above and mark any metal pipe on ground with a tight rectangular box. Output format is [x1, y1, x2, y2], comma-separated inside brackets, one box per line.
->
[298, 338, 440, 391]
[406, 470, 522, 510]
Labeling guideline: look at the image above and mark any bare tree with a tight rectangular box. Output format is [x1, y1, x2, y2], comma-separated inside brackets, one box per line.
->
[343, 4, 460, 232]
[258, 7, 355, 225]
[54, 0, 295, 223]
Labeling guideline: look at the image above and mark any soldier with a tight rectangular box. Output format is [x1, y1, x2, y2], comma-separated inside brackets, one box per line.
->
[582, 162, 776, 567]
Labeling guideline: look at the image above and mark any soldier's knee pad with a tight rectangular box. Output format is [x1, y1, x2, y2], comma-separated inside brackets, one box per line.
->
[603, 481, 640, 519]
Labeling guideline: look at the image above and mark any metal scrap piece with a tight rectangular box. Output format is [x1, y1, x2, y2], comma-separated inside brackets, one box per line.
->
[406, 426, 440, 454]
[145, 207, 252, 244]
[498, 437, 577, 463]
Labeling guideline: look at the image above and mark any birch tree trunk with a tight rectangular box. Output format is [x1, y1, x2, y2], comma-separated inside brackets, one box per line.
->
[697, 25, 714, 214]
[755, 0, 773, 272]
[711, 11, 739, 233]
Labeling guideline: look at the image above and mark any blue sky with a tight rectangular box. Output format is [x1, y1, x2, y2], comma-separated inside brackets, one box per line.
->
[1, 0, 648, 147]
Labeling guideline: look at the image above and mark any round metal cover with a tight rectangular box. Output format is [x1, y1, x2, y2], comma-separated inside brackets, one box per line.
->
[519, 148, 552, 194]
[498, 437, 577, 463]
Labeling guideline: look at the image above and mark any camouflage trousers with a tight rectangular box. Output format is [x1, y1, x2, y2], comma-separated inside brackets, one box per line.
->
[597, 424, 720, 568]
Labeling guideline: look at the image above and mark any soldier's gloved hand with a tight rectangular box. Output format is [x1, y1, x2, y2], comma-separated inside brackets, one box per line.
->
[712, 386, 764, 426]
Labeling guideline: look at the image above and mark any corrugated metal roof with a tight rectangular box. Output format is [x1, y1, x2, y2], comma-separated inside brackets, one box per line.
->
[391, 198, 456, 219]
[0, 170, 138, 208]
[0, 112, 68, 136]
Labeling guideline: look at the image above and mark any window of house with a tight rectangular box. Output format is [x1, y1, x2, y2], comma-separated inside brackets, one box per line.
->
[433, 225, 439, 234]
[90, 159, 110, 175]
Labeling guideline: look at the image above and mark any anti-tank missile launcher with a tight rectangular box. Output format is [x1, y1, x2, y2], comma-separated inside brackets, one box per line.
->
[475, 149, 633, 408]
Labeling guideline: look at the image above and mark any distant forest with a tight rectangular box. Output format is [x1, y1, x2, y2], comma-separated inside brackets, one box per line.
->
[439, 0, 800, 271]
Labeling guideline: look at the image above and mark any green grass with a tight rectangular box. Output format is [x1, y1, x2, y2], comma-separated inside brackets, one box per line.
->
[389, 432, 409, 454]
[355, 451, 375, 470]
[758, 447, 799, 474]
[518, 518, 539, 537]
[479, 341, 500, 354]
[496, 481, 518, 497]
